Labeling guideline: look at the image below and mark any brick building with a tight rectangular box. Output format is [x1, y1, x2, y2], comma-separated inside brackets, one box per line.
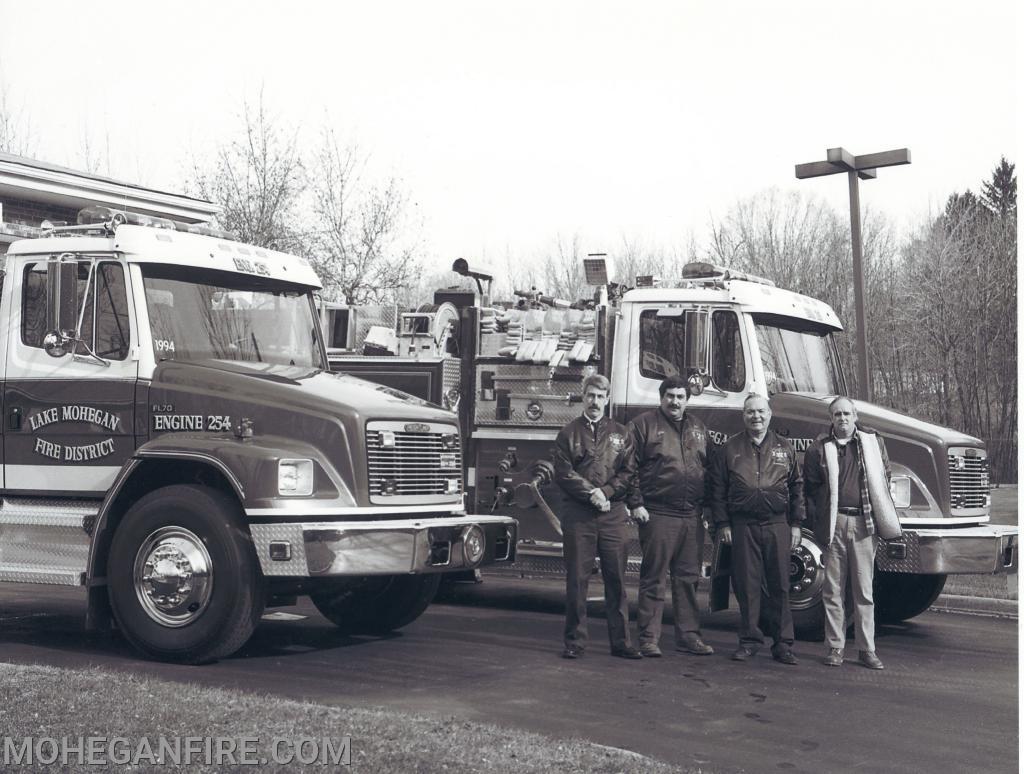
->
[0, 152, 219, 254]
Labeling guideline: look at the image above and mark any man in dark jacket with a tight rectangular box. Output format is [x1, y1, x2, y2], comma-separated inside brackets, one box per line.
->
[628, 376, 714, 657]
[553, 373, 640, 660]
[710, 393, 805, 665]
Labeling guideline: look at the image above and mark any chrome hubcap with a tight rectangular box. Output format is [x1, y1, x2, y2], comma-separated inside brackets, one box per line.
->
[134, 526, 213, 627]
[789, 533, 825, 610]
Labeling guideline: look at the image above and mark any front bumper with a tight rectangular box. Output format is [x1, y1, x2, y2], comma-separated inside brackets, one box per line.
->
[249, 515, 517, 577]
[876, 525, 1018, 574]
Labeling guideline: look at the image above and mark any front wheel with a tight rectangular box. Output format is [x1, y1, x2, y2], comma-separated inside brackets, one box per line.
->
[107, 485, 265, 664]
[789, 528, 827, 640]
[874, 572, 947, 623]
[311, 574, 442, 634]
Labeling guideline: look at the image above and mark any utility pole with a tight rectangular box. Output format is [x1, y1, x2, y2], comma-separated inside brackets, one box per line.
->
[795, 147, 910, 402]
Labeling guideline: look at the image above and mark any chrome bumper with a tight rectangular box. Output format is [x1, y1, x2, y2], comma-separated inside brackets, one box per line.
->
[249, 515, 517, 577]
[876, 525, 1018, 575]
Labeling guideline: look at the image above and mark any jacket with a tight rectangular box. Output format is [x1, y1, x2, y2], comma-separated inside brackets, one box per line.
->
[710, 429, 805, 527]
[804, 428, 892, 546]
[553, 415, 636, 507]
[626, 408, 709, 516]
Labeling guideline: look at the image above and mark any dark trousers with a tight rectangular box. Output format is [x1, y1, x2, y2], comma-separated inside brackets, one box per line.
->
[562, 504, 632, 651]
[637, 512, 704, 646]
[731, 520, 794, 648]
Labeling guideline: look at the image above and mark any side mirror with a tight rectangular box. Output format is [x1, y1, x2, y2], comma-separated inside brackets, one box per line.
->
[683, 310, 711, 394]
[44, 254, 80, 357]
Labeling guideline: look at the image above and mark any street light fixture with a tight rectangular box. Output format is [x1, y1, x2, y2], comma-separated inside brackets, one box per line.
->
[795, 147, 910, 402]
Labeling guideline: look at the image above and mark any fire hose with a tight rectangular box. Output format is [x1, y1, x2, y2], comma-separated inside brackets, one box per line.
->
[513, 459, 563, 537]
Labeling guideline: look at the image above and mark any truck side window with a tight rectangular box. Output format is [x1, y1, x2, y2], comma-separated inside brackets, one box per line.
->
[711, 310, 746, 392]
[20, 263, 48, 346]
[79, 263, 130, 359]
[20, 261, 130, 360]
[638, 310, 684, 379]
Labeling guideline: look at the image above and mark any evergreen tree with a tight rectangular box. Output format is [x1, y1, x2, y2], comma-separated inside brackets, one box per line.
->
[981, 157, 1016, 218]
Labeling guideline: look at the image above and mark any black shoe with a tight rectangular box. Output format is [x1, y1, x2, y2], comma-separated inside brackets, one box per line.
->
[611, 646, 643, 660]
[771, 647, 798, 666]
[859, 650, 884, 670]
[562, 645, 584, 659]
[731, 645, 758, 662]
[676, 635, 715, 656]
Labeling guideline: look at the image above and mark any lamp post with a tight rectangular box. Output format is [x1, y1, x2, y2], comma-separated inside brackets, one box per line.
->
[795, 147, 910, 402]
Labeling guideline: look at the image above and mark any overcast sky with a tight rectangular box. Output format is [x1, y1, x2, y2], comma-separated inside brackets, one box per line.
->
[0, 1, 1016, 272]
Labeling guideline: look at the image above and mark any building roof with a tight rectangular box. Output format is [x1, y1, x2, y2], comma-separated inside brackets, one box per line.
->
[0, 152, 220, 224]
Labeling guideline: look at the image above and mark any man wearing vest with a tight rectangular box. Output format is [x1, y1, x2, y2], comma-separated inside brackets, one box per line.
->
[628, 375, 714, 658]
[710, 393, 805, 665]
[553, 373, 641, 660]
[804, 396, 898, 670]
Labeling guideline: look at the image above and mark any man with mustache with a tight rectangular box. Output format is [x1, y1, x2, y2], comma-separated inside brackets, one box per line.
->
[628, 376, 714, 658]
[553, 373, 641, 660]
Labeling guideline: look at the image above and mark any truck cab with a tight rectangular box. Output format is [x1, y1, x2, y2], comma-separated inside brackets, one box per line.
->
[607, 264, 1016, 630]
[0, 207, 516, 663]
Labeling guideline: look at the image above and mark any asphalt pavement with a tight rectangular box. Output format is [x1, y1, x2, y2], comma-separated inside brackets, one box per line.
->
[0, 578, 1017, 774]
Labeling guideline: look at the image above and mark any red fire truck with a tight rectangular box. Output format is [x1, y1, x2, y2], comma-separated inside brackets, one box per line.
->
[0, 208, 516, 663]
[329, 258, 1016, 636]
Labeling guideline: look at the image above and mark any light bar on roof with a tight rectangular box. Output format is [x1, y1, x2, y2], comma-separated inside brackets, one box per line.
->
[680, 262, 775, 287]
[74, 205, 237, 241]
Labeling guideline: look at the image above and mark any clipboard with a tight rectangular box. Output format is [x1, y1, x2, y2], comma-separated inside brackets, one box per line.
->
[708, 534, 732, 613]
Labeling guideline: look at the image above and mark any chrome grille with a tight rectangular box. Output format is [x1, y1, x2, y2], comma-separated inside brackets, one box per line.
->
[366, 420, 463, 503]
[947, 447, 989, 510]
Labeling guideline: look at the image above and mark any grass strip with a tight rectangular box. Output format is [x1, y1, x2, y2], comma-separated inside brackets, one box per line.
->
[0, 663, 691, 773]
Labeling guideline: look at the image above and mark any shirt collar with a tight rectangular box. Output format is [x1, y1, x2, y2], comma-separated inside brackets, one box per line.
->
[830, 428, 858, 445]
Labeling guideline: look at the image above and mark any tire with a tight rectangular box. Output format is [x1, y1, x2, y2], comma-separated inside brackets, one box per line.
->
[789, 529, 827, 640]
[311, 574, 442, 634]
[107, 484, 265, 664]
[874, 572, 947, 624]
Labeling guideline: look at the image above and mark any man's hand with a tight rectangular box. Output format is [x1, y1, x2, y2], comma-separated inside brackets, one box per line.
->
[790, 525, 802, 550]
[718, 526, 732, 545]
[632, 505, 650, 524]
[589, 488, 610, 511]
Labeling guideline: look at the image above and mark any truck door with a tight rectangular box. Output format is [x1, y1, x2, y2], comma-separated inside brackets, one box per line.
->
[2, 257, 137, 495]
[0, 265, 6, 489]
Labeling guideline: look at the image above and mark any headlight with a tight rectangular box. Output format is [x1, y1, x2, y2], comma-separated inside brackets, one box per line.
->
[462, 524, 486, 566]
[890, 475, 911, 509]
[278, 459, 314, 496]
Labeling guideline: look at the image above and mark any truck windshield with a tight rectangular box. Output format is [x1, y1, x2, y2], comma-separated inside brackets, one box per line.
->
[752, 313, 844, 394]
[141, 266, 323, 369]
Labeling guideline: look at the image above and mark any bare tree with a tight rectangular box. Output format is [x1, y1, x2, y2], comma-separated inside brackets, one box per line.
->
[306, 128, 421, 305]
[538, 232, 589, 301]
[611, 234, 679, 288]
[189, 92, 305, 252]
[77, 124, 111, 176]
[0, 79, 36, 156]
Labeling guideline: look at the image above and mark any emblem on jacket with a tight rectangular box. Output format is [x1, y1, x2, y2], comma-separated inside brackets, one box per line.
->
[609, 433, 625, 452]
[770, 447, 790, 465]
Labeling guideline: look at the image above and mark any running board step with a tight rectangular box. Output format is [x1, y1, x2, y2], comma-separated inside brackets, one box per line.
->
[0, 565, 84, 586]
[0, 497, 97, 585]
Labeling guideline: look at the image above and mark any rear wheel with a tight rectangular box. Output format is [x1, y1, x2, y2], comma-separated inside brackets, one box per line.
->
[107, 485, 264, 664]
[311, 574, 442, 634]
[874, 572, 947, 623]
